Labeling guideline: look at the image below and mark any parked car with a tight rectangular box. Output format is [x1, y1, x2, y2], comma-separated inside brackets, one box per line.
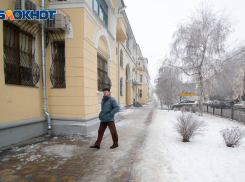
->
[203, 100, 213, 105]
[210, 100, 226, 108]
[224, 101, 235, 108]
[233, 101, 245, 109]
[171, 100, 197, 109]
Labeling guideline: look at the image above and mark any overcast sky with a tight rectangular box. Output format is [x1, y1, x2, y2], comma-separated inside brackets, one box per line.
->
[123, 0, 245, 87]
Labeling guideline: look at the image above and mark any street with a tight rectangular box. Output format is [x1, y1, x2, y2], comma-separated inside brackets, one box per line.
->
[0, 102, 157, 182]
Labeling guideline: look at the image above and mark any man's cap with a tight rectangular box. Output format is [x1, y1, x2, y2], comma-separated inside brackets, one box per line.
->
[102, 88, 110, 91]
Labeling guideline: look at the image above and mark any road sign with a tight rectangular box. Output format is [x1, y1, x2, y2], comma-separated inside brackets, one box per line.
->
[179, 92, 196, 96]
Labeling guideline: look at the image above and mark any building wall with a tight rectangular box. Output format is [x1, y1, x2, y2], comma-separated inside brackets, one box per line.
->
[119, 43, 127, 106]
[0, 0, 151, 148]
[46, 8, 86, 118]
[109, 39, 118, 100]
[0, 0, 44, 123]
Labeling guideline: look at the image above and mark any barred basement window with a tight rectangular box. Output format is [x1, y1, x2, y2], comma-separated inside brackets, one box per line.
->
[50, 41, 66, 88]
[97, 55, 111, 91]
[120, 49, 123, 68]
[3, 21, 40, 86]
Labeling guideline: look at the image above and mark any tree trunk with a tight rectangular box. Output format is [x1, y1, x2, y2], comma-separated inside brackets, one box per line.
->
[199, 71, 204, 116]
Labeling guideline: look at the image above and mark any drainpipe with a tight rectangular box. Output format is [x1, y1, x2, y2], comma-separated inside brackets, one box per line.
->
[118, 42, 120, 105]
[41, 0, 51, 136]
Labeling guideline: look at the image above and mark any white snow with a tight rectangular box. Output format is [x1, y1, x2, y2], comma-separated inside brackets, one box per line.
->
[136, 108, 245, 182]
[118, 108, 141, 117]
[28, 155, 42, 162]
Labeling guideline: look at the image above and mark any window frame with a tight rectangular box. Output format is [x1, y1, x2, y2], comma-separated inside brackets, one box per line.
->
[50, 40, 66, 88]
[97, 54, 109, 91]
[138, 89, 142, 98]
[93, 0, 109, 28]
[3, 21, 39, 87]
[120, 49, 123, 68]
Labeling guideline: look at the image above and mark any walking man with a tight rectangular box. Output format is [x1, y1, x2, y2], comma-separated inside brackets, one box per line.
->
[90, 87, 120, 149]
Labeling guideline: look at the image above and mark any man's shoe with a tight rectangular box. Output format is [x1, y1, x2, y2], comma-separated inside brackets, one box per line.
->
[110, 144, 119, 149]
[90, 145, 100, 149]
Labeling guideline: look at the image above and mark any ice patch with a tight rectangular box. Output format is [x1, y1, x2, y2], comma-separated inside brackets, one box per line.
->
[1, 158, 9, 161]
[42, 144, 82, 158]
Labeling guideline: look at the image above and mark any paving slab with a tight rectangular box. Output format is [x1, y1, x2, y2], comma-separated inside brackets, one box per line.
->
[0, 102, 157, 182]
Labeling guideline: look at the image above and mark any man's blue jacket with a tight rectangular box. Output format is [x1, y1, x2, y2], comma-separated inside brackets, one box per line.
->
[99, 94, 120, 122]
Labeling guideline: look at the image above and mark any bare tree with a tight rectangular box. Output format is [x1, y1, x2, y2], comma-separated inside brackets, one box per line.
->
[155, 62, 182, 110]
[206, 45, 245, 101]
[170, 4, 233, 115]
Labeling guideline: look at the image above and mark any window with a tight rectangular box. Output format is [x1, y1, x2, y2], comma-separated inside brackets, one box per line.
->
[139, 90, 142, 98]
[97, 55, 110, 91]
[120, 77, 123, 96]
[120, 49, 123, 68]
[3, 21, 40, 86]
[126, 37, 129, 49]
[93, 0, 108, 28]
[140, 75, 143, 83]
[50, 41, 66, 88]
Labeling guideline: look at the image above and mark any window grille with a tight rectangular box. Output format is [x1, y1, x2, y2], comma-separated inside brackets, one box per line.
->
[94, 0, 108, 28]
[120, 77, 123, 96]
[97, 55, 111, 91]
[3, 21, 40, 86]
[50, 41, 66, 88]
[120, 49, 123, 68]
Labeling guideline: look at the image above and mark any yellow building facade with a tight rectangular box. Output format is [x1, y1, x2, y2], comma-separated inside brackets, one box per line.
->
[0, 0, 150, 148]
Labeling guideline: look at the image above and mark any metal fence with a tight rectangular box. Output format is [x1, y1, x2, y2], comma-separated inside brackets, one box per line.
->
[202, 105, 245, 123]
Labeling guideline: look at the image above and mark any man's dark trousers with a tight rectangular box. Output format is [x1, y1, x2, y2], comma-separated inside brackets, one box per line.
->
[95, 121, 118, 146]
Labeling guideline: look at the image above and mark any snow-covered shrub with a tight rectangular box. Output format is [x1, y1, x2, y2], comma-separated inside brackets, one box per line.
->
[191, 105, 198, 113]
[220, 127, 245, 147]
[174, 107, 178, 112]
[185, 106, 191, 112]
[180, 107, 186, 112]
[174, 113, 206, 142]
[181, 106, 191, 112]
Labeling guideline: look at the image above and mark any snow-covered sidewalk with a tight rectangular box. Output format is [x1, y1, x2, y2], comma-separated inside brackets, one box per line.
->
[135, 109, 245, 182]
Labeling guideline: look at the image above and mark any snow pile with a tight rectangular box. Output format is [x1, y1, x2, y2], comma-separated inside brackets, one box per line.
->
[118, 109, 133, 116]
[135, 110, 245, 182]
[42, 144, 82, 158]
